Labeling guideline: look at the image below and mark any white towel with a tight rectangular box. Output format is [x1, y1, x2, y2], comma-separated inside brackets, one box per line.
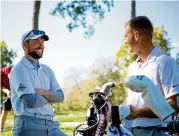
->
[124, 75, 175, 121]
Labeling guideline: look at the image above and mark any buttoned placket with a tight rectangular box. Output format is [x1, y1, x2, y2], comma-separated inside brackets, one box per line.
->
[36, 64, 42, 89]
[138, 61, 149, 74]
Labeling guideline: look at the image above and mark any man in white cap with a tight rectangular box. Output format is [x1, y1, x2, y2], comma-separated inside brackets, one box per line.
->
[10, 30, 67, 136]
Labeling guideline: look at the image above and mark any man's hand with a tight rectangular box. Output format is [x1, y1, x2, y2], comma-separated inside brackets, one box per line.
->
[35, 89, 50, 99]
[6, 91, 11, 98]
[35, 89, 43, 95]
[2, 88, 11, 98]
[126, 105, 139, 120]
[167, 94, 179, 113]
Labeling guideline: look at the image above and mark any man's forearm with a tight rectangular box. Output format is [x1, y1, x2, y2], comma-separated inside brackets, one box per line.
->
[49, 89, 64, 102]
[138, 95, 179, 118]
[21, 94, 48, 108]
[137, 107, 158, 118]
[36, 89, 64, 103]
[167, 95, 179, 113]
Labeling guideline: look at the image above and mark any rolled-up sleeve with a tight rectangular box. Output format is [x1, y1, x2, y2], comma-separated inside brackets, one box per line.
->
[49, 89, 64, 102]
[10, 68, 34, 98]
[21, 94, 48, 108]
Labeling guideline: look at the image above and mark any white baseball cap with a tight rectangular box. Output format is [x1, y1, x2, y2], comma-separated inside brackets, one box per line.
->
[21, 30, 49, 46]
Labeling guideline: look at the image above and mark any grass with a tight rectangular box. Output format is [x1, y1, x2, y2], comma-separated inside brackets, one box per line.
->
[1, 111, 86, 136]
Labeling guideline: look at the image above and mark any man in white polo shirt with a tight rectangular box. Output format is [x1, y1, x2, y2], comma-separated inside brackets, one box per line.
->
[123, 16, 179, 136]
[10, 30, 67, 136]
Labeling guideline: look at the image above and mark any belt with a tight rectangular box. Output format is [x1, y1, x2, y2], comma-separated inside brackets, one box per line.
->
[133, 126, 157, 130]
[19, 113, 54, 121]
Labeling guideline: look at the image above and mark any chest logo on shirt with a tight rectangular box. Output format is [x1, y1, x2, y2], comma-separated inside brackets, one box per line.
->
[173, 84, 179, 88]
[137, 75, 144, 80]
[18, 83, 26, 91]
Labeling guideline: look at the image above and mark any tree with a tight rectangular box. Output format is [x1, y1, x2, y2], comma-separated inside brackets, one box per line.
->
[91, 57, 126, 105]
[131, 0, 136, 18]
[131, 0, 138, 60]
[50, 0, 114, 38]
[63, 66, 88, 89]
[33, 0, 41, 29]
[58, 79, 98, 111]
[32, 0, 114, 38]
[153, 26, 171, 55]
[0, 41, 17, 68]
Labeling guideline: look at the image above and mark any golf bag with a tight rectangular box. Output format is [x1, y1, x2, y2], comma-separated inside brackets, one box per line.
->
[74, 82, 115, 136]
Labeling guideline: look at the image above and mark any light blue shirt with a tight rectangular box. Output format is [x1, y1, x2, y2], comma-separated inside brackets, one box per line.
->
[10, 57, 62, 116]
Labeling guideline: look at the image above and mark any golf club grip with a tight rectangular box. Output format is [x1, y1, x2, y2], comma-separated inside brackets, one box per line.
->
[111, 106, 121, 134]
[0, 97, 9, 108]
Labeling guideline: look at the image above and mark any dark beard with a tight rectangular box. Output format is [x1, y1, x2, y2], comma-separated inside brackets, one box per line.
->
[28, 51, 42, 60]
[27, 44, 43, 60]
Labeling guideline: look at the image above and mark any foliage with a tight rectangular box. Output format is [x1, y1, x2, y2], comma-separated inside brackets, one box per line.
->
[56, 79, 98, 111]
[153, 26, 171, 55]
[91, 57, 126, 105]
[50, 0, 114, 39]
[115, 43, 134, 76]
[91, 65, 120, 87]
[0, 40, 17, 68]
[109, 83, 126, 105]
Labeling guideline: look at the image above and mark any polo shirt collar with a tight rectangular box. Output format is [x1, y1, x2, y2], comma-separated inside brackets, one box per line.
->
[147, 46, 163, 63]
[135, 46, 163, 63]
[21, 57, 43, 69]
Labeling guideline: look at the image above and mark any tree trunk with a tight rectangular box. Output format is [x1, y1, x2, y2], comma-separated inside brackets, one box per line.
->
[131, 0, 136, 18]
[131, 0, 138, 60]
[33, 0, 41, 29]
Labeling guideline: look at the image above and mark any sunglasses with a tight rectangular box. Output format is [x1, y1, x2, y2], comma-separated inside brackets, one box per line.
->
[23, 30, 45, 42]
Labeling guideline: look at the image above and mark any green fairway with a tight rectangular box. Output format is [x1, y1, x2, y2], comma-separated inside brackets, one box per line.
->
[1, 111, 86, 136]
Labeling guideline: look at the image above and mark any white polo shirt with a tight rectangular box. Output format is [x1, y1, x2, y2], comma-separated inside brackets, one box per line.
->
[125, 46, 179, 128]
[10, 57, 61, 116]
